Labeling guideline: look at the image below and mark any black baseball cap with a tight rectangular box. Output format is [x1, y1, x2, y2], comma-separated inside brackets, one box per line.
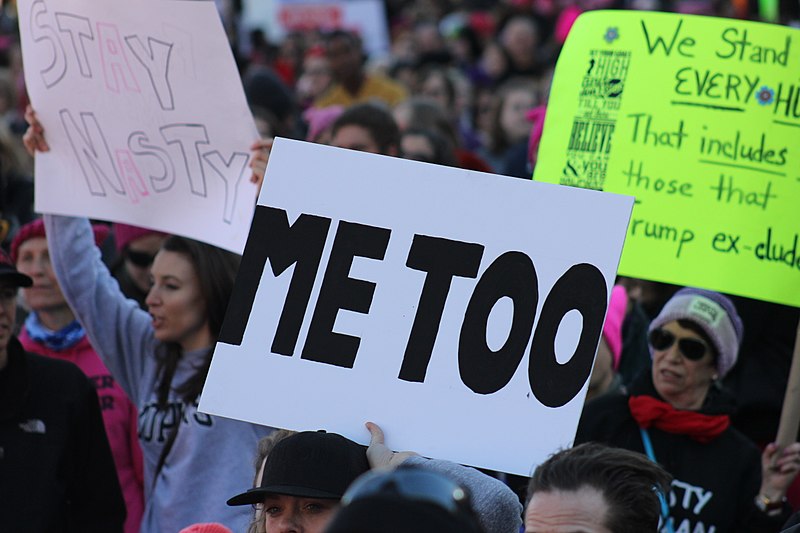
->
[0, 249, 32, 288]
[227, 431, 369, 506]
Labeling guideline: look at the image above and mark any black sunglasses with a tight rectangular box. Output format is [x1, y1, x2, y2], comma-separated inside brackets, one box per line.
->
[648, 328, 709, 361]
[341, 467, 476, 520]
[125, 248, 156, 268]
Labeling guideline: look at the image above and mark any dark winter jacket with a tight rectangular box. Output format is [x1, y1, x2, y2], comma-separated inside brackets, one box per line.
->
[576, 369, 790, 533]
[0, 337, 125, 532]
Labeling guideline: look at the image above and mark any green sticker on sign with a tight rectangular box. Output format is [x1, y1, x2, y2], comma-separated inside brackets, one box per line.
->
[534, 11, 800, 307]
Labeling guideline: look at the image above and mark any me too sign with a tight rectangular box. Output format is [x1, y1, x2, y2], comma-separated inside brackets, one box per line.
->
[199, 139, 633, 475]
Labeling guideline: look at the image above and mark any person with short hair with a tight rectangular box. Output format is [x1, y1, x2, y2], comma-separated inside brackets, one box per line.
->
[314, 30, 407, 109]
[525, 442, 672, 533]
[329, 103, 401, 156]
[400, 127, 457, 166]
[576, 287, 800, 532]
[0, 249, 125, 532]
[249, 101, 401, 191]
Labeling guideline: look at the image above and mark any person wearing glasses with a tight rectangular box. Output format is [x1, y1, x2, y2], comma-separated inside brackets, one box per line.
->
[110, 223, 167, 310]
[575, 287, 800, 533]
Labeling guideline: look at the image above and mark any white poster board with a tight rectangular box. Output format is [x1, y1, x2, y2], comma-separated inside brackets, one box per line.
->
[19, 0, 259, 253]
[242, 0, 390, 59]
[199, 139, 634, 476]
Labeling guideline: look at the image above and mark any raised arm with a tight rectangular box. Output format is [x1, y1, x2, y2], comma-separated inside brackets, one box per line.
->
[25, 106, 157, 403]
[44, 214, 156, 404]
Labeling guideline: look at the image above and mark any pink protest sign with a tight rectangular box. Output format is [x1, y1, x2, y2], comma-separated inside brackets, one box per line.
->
[19, 0, 259, 253]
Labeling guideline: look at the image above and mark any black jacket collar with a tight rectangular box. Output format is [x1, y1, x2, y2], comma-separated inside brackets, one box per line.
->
[0, 337, 31, 421]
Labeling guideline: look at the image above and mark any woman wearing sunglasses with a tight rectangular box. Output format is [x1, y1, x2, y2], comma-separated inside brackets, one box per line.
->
[110, 223, 167, 310]
[576, 287, 800, 533]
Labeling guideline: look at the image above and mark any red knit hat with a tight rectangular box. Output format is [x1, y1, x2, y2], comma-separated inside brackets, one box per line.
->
[11, 218, 110, 264]
[113, 223, 166, 252]
[178, 523, 233, 533]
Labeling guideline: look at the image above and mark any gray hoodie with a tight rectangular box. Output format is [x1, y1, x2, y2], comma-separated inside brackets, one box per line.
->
[44, 214, 273, 533]
[403, 456, 523, 533]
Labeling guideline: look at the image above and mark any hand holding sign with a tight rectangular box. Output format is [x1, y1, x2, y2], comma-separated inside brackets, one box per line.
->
[27, 104, 269, 197]
[199, 138, 633, 475]
[761, 442, 800, 505]
[365, 422, 418, 469]
[249, 137, 274, 191]
[18, 0, 261, 252]
[23, 106, 49, 155]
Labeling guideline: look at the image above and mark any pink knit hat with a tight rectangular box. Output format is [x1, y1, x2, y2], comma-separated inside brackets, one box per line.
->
[554, 5, 582, 44]
[178, 523, 233, 533]
[602, 285, 628, 370]
[304, 105, 344, 142]
[11, 218, 110, 264]
[113, 223, 166, 252]
[526, 105, 547, 169]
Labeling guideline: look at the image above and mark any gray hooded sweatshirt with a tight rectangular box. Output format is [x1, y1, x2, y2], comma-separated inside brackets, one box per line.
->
[44, 214, 273, 533]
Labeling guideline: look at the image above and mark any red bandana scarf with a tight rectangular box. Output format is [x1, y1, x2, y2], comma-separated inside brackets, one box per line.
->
[628, 395, 730, 443]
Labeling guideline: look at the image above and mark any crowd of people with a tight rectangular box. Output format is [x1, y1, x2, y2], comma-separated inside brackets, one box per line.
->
[1, 0, 800, 531]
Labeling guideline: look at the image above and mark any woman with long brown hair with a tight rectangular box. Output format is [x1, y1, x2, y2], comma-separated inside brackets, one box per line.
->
[25, 108, 274, 533]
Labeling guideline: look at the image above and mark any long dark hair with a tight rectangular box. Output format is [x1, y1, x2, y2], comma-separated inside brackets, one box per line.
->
[154, 235, 240, 407]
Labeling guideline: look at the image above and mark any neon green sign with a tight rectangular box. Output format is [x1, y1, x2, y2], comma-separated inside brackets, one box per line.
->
[534, 11, 800, 307]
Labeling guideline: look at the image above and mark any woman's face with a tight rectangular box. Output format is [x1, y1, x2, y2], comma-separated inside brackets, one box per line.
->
[261, 494, 337, 533]
[501, 18, 538, 64]
[16, 237, 68, 313]
[297, 55, 332, 100]
[480, 42, 508, 80]
[651, 320, 717, 410]
[420, 72, 451, 113]
[500, 89, 535, 143]
[145, 250, 210, 351]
